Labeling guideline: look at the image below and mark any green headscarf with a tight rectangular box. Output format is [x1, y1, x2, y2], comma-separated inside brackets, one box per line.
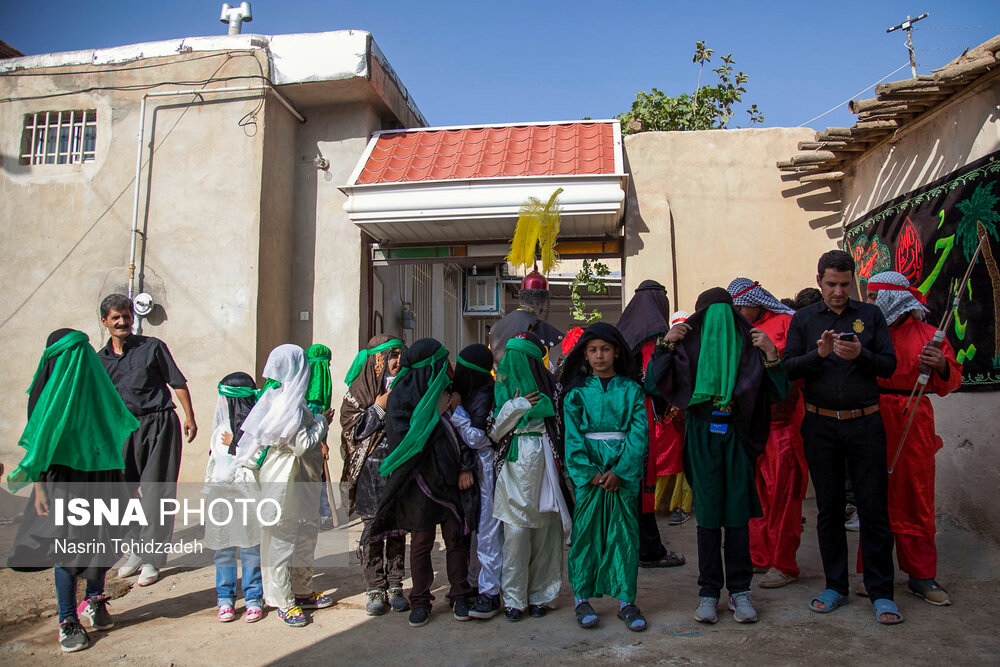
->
[7, 331, 139, 492]
[306, 343, 333, 413]
[494, 337, 556, 461]
[690, 303, 741, 407]
[378, 343, 450, 476]
[344, 338, 404, 386]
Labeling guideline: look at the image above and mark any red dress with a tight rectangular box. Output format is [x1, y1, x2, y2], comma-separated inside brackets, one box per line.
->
[748, 310, 809, 576]
[640, 340, 685, 513]
[878, 317, 961, 577]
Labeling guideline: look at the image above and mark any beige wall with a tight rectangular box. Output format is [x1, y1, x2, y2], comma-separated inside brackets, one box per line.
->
[841, 83, 1000, 543]
[622, 128, 841, 312]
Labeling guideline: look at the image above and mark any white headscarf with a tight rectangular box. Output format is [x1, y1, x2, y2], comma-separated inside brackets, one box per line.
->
[241, 344, 311, 446]
[727, 277, 796, 315]
[868, 270, 928, 326]
[669, 310, 690, 327]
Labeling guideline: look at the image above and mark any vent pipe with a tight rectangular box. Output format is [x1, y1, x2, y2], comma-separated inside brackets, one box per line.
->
[220, 2, 252, 35]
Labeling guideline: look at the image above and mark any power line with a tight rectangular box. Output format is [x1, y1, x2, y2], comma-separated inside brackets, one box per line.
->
[797, 63, 910, 128]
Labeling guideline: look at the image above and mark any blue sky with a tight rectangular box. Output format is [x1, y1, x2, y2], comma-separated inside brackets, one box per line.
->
[2, 1, 997, 129]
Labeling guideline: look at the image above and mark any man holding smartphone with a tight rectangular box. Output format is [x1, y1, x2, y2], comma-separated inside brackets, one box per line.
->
[783, 250, 901, 624]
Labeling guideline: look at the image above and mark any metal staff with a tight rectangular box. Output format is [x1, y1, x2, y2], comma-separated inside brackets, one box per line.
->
[889, 229, 987, 474]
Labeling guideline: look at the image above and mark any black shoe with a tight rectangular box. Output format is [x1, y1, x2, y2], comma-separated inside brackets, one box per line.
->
[453, 596, 472, 621]
[528, 604, 548, 618]
[638, 550, 686, 568]
[468, 593, 501, 619]
[408, 606, 430, 627]
[388, 588, 410, 613]
[504, 606, 524, 622]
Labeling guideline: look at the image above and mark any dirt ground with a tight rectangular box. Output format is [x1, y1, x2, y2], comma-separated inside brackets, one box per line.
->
[1, 496, 998, 666]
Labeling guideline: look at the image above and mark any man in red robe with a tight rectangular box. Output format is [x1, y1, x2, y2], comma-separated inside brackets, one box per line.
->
[728, 278, 808, 588]
[866, 271, 961, 606]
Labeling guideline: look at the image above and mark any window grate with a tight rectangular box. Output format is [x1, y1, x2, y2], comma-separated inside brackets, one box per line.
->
[20, 110, 97, 165]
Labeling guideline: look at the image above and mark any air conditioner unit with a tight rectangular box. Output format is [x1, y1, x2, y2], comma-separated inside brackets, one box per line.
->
[463, 268, 504, 317]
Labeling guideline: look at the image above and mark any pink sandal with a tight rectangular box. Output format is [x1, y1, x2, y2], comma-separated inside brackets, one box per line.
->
[218, 605, 236, 622]
[244, 606, 263, 623]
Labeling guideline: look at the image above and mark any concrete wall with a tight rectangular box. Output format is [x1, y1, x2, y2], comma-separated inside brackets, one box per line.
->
[0, 52, 273, 486]
[840, 83, 1000, 543]
[622, 128, 841, 313]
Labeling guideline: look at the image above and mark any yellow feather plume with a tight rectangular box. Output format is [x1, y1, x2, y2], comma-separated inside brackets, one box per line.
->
[537, 188, 563, 274]
[506, 188, 564, 274]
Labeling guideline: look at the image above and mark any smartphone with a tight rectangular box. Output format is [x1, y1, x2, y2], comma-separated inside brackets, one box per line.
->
[839, 333, 856, 342]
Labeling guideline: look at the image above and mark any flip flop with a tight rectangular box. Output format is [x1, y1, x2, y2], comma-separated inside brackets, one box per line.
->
[873, 598, 904, 625]
[809, 588, 848, 613]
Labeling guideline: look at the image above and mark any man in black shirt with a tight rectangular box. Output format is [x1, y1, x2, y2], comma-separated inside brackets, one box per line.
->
[98, 294, 197, 586]
[784, 251, 902, 624]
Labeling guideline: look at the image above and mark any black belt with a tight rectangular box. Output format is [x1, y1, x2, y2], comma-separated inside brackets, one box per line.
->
[804, 402, 879, 420]
[879, 388, 912, 396]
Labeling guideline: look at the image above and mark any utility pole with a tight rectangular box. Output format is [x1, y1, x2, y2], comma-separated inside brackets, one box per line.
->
[886, 12, 929, 78]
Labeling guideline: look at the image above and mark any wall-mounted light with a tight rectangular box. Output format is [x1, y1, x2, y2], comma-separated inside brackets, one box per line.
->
[400, 301, 416, 330]
[133, 292, 154, 316]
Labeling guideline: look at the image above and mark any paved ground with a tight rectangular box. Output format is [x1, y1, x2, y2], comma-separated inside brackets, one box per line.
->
[1, 496, 998, 666]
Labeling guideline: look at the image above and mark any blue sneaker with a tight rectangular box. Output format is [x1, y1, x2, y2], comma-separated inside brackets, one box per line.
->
[278, 605, 308, 627]
[295, 592, 334, 609]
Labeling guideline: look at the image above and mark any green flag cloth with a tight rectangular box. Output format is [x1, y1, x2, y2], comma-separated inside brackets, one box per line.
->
[494, 337, 555, 461]
[344, 338, 404, 386]
[690, 303, 741, 408]
[7, 331, 139, 493]
[378, 344, 450, 476]
[305, 343, 333, 412]
[218, 384, 257, 399]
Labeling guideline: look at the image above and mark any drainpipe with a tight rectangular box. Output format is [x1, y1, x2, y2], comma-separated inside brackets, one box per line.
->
[127, 85, 305, 324]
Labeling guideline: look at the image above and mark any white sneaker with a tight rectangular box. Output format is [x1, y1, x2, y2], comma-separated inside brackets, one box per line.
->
[844, 515, 861, 532]
[117, 553, 142, 578]
[137, 563, 159, 586]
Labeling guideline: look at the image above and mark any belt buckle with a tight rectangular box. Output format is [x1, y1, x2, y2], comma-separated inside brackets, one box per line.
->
[835, 409, 844, 420]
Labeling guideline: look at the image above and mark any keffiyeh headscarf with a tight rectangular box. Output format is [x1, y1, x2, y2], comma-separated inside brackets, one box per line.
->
[868, 270, 929, 325]
[240, 344, 311, 446]
[305, 344, 333, 413]
[670, 310, 690, 327]
[727, 277, 795, 316]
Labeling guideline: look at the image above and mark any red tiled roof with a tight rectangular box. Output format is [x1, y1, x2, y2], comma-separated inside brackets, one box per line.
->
[355, 122, 618, 185]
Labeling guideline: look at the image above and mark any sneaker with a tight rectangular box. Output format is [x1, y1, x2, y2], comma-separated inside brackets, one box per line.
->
[365, 589, 388, 616]
[318, 515, 334, 531]
[528, 604, 549, 618]
[469, 593, 501, 619]
[694, 596, 719, 624]
[59, 619, 90, 652]
[408, 606, 430, 627]
[218, 605, 236, 622]
[845, 506, 860, 532]
[909, 577, 951, 606]
[117, 553, 142, 578]
[453, 596, 472, 621]
[759, 568, 798, 589]
[77, 594, 114, 630]
[278, 605, 308, 627]
[295, 592, 334, 609]
[137, 563, 159, 586]
[728, 591, 758, 623]
[668, 509, 691, 525]
[388, 588, 410, 613]
[504, 606, 524, 622]
[244, 606, 263, 623]
[639, 550, 686, 568]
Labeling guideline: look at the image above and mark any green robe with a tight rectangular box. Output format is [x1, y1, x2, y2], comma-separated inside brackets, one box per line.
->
[563, 375, 647, 601]
[683, 363, 789, 529]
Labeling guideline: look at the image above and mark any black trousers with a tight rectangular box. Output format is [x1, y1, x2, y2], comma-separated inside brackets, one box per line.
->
[409, 518, 473, 610]
[638, 511, 668, 562]
[121, 409, 182, 567]
[802, 411, 894, 600]
[696, 525, 751, 597]
[361, 519, 406, 591]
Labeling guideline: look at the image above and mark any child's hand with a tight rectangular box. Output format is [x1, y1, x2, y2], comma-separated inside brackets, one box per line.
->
[449, 392, 462, 411]
[321, 441, 330, 461]
[600, 471, 622, 492]
[375, 391, 390, 409]
[522, 391, 541, 407]
[221, 431, 233, 446]
[323, 408, 336, 423]
[438, 391, 453, 415]
[33, 482, 49, 516]
[458, 470, 474, 490]
[590, 472, 604, 486]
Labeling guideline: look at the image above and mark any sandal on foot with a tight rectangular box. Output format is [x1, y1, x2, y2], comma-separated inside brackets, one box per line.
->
[244, 607, 263, 623]
[873, 598, 904, 625]
[617, 604, 647, 632]
[575, 601, 599, 628]
[218, 605, 235, 622]
[638, 551, 686, 568]
[809, 589, 847, 613]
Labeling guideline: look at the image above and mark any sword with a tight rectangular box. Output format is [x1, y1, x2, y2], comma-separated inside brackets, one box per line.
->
[889, 229, 986, 474]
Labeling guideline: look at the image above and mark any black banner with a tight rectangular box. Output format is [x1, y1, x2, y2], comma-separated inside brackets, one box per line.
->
[844, 151, 1000, 392]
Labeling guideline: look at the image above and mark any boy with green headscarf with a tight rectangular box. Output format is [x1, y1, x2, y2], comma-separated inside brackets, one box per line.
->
[647, 287, 788, 625]
[305, 344, 334, 531]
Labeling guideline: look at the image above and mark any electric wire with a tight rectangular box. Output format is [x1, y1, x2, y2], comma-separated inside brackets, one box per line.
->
[797, 62, 910, 128]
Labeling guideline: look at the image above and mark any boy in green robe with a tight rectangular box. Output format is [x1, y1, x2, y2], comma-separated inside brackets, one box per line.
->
[560, 322, 649, 632]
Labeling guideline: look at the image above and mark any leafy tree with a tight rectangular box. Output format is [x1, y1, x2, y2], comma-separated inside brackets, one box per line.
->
[619, 41, 764, 134]
[570, 258, 611, 323]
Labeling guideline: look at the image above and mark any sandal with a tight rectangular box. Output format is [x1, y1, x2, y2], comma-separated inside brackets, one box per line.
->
[617, 604, 647, 632]
[575, 601, 599, 628]
[873, 598, 904, 625]
[244, 606, 263, 623]
[809, 588, 848, 613]
[638, 551, 686, 568]
[218, 605, 235, 622]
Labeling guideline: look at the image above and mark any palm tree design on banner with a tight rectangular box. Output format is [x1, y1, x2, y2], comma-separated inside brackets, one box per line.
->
[955, 181, 1000, 367]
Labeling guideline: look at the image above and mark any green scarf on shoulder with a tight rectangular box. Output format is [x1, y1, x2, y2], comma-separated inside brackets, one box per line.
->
[7, 331, 139, 492]
[494, 337, 555, 460]
[690, 303, 741, 408]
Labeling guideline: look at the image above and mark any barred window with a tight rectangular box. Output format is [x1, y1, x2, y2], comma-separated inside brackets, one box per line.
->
[20, 110, 97, 165]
